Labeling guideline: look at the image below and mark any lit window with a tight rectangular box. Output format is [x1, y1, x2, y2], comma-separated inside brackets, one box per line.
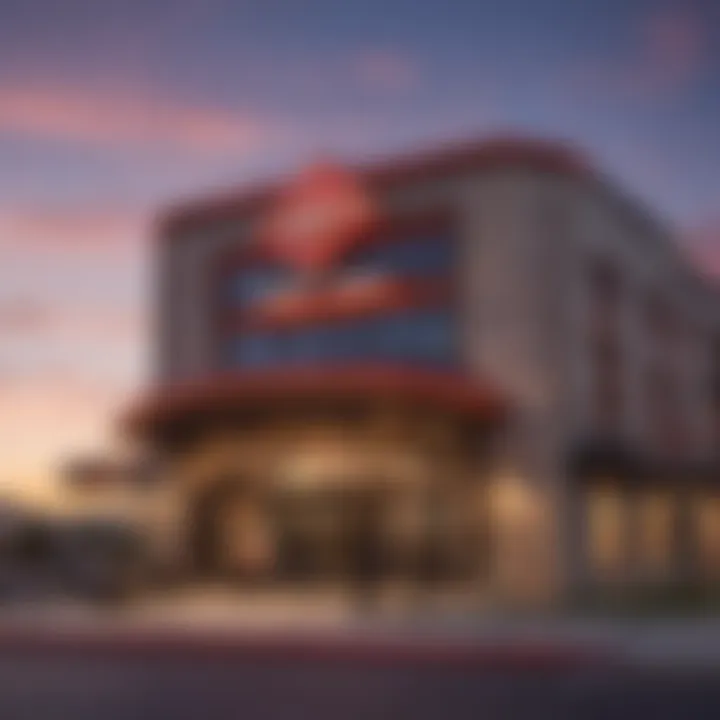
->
[227, 307, 456, 369]
[227, 267, 287, 305]
[586, 486, 627, 580]
[347, 236, 453, 279]
[694, 494, 720, 578]
[636, 491, 675, 577]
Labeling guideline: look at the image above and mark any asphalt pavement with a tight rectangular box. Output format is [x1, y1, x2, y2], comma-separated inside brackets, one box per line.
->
[2, 597, 720, 719]
[1, 651, 719, 720]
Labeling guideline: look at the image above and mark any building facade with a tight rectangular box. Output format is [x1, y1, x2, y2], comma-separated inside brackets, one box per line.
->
[126, 137, 720, 607]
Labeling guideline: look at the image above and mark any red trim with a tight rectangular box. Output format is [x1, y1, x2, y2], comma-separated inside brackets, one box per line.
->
[367, 136, 587, 190]
[159, 137, 587, 239]
[123, 366, 507, 436]
[221, 279, 452, 332]
[0, 626, 618, 670]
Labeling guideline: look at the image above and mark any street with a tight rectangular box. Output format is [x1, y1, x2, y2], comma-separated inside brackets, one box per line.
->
[1, 649, 719, 719]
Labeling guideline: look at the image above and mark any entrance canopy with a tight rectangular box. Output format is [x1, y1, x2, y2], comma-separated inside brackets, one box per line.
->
[123, 365, 507, 442]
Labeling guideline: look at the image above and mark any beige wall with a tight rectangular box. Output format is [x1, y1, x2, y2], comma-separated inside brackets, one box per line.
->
[558, 180, 718, 460]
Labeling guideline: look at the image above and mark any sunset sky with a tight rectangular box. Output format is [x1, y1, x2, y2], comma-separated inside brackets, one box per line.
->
[0, 0, 718, 489]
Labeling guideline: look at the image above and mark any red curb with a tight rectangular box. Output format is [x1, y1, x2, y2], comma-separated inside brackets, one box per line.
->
[0, 628, 620, 670]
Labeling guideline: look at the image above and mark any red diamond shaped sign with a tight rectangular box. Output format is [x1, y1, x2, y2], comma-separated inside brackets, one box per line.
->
[261, 162, 376, 272]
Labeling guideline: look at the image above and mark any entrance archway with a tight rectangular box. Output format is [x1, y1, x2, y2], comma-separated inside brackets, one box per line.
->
[189, 477, 272, 582]
[272, 483, 389, 585]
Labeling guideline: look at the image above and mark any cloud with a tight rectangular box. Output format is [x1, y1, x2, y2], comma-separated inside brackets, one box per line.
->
[0, 85, 276, 156]
[48, 306, 147, 352]
[0, 299, 50, 333]
[564, 8, 707, 101]
[0, 205, 147, 406]
[353, 50, 421, 93]
[639, 8, 706, 93]
[686, 219, 720, 278]
[0, 205, 149, 258]
[0, 297, 145, 381]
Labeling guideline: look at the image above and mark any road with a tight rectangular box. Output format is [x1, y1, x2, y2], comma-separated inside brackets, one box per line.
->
[1, 652, 719, 719]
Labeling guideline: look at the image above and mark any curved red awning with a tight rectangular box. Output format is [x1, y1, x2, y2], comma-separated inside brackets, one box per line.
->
[123, 364, 507, 438]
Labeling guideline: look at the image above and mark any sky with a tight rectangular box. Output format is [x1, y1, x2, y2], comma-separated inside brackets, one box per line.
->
[0, 0, 718, 489]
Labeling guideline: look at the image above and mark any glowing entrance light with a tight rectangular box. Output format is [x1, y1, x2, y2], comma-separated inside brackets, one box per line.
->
[261, 162, 377, 273]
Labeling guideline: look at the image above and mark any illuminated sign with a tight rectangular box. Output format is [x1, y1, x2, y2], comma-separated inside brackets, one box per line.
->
[252, 273, 403, 326]
[261, 162, 376, 273]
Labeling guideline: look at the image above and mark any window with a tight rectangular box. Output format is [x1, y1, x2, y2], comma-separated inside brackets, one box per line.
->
[225, 234, 454, 312]
[592, 337, 624, 432]
[229, 332, 284, 368]
[220, 230, 457, 370]
[643, 291, 690, 454]
[226, 266, 290, 305]
[646, 291, 675, 347]
[585, 486, 627, 580]
[645, 364, 684, 455]
[226, 308, 456, 369]
[588, 257, 625, 434]
[348, 235, 454, 279]
[589, 256, 622, 332]
[713, 337, 720, 445]
[693, 494, 720, 579]
[636, 491, 675, 577]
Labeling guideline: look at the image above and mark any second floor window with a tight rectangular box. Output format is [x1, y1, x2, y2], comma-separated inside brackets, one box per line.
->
[713, 337, 720, 445]
[589, 256, 622, 335]
[645, 363, 687, 456]
[225, 307, 457, 370]
[591, 335, 624, 433]
[588, 256, 625, 434]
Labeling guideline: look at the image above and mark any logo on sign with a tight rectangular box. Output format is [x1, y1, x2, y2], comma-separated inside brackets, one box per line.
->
[261, 162, 376, 273]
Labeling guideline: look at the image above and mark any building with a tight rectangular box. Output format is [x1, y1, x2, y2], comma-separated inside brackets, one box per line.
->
[125, 136, 720, 607]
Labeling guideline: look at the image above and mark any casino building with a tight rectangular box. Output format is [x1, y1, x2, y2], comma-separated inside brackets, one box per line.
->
[125, 137, 720, 606]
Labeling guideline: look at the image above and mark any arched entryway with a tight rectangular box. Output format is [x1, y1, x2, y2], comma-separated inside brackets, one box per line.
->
[271, 482, 391, 586]
[187, 473, 488, 591]
[189, 477, 273, 582]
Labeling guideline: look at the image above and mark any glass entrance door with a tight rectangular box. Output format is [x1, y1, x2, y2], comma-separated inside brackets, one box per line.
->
[273, 487, 385, 585]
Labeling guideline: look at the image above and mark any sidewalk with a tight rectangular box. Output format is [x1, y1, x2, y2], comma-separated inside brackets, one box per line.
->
[1, 593, 719, 668]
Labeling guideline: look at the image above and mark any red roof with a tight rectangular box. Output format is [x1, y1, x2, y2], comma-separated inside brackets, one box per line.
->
[123, 365, 507, 437]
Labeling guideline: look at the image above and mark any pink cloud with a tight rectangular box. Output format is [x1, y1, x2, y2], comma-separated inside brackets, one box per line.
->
[0, 300, 50, 333]
[0, 203, 147, 433]
[0, 85, 276, 155]
[55, 306, 146, 346]
[1, 371, 129, 408]
[564, 8, 707, 101]
[640, 9, 706, 93]
[0, 205, 148, 258]
[6, 304, 145, 341]
[686, 219, 720, 279]
[354, 50, 421, 93]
